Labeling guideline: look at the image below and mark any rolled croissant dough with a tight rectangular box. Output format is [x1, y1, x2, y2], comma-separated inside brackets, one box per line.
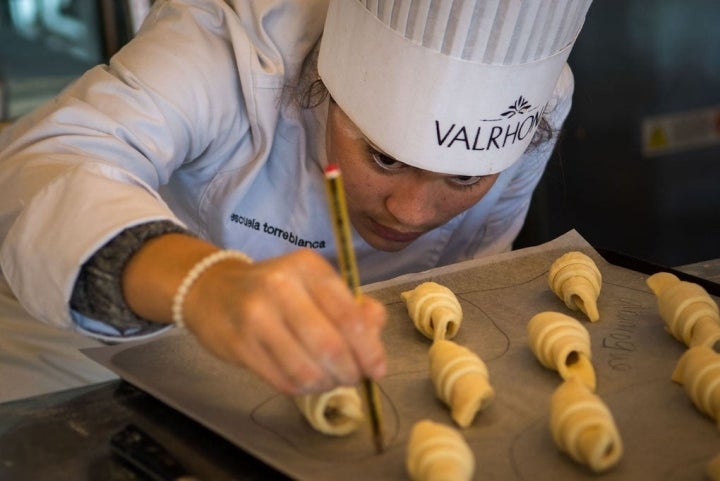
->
[406, 419, 475, 481]
[548, 251, 602, 322]
[528, 311, 596, 391]
[646, 271, 720, 349]
[401, 282, 463, 341]
[550, 377, 623, 473]
[429, 339, 495, 428]
[294, 386, 364, 436]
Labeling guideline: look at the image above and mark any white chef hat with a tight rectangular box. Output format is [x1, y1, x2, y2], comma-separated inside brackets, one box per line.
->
[318, 0, 593, 175]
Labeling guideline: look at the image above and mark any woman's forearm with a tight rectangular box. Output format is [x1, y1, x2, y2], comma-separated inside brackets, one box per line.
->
[121, 232, 221, 324]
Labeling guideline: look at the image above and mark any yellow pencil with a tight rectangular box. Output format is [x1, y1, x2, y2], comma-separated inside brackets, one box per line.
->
[323, 163, 385, 454]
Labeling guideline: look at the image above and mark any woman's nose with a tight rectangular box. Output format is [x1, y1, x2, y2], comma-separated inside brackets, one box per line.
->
[384, 178, 440, 228]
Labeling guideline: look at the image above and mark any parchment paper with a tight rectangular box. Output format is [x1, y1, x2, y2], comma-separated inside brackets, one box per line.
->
[84, 230, 719, 480]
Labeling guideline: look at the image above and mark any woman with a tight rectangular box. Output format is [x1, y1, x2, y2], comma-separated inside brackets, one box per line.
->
[0, 0, 592, 401]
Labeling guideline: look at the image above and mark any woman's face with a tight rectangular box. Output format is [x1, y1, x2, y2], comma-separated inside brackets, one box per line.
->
[326, 102, 500, 252]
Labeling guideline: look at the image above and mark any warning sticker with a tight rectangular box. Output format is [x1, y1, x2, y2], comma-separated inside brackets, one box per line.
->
[641, 105, 720, 157]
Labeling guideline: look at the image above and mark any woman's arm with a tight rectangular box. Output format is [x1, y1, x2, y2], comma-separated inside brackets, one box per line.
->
[120, 232, 387, 395]
[0, 1, 245, 331]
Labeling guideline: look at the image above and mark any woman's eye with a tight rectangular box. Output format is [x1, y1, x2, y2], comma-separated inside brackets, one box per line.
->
[449, 175, 485, 187]
[371, 150, 405, 171]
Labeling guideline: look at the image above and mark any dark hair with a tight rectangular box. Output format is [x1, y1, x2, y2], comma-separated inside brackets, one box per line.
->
[282, 39, 328, 110]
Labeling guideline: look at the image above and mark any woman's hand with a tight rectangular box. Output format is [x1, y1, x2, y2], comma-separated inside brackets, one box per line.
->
[123, 234, 387, 395]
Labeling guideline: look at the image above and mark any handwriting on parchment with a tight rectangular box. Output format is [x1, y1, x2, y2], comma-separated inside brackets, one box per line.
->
[600, 297, 645, 372]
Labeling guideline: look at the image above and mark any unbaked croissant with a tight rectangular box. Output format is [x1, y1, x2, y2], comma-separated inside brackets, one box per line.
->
[527, 311, 596, 391]
[294, 386, 364, 436]
[550, 377, 623, 473]
[671, 345, 720, 427]
[548, 251, 602, 322]
[646, 272, 720, 349]
[429, 339, 495, 428]
[406, 419, 475, 481]
[401, 282, 463, 341]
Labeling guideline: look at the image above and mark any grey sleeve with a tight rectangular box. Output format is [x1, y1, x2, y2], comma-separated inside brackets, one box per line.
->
[70, 220, 191, 335]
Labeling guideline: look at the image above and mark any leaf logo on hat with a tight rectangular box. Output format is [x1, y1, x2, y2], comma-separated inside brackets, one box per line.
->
[501, 97, 532, 119]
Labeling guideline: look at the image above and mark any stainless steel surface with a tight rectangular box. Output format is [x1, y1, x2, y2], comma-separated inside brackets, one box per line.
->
[0, 382, 290, 481]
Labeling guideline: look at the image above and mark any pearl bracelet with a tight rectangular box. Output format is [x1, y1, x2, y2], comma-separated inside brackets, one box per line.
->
[171, 249, 252, 329]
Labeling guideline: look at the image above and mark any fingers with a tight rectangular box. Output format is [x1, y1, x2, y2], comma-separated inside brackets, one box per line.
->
[189, 302, 332, 395]
[182, 249, 387, 395]
[259, 250, 387, 386]
[288, 251, 388, 382]
[354, 295, 388, 379]
[267, 253, 387, 388]
[309, 277, 387, 380]
[269, 275, 362, 388]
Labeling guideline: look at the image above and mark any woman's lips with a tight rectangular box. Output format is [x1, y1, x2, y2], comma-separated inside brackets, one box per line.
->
[369, 219, 423, 243]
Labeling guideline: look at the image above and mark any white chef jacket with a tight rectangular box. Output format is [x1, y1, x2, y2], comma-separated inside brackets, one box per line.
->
[0, 0, 574, 390]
